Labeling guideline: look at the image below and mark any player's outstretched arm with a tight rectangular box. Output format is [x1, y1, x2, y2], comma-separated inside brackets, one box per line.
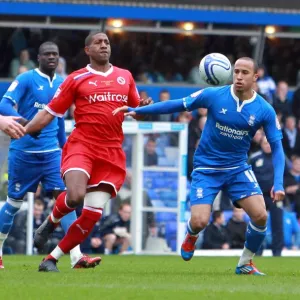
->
[269, 140, 285, 202]
[112, 98, 186, 117]
[0, 115, 26, 139]
[0, 98, 29, 126]
[25, 109, 54, 135]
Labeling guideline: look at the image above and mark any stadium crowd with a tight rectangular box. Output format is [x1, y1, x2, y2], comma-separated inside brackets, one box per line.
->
[1, 27, 300, 255]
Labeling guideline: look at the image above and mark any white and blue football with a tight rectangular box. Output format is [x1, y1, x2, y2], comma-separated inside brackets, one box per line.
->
[199, 53, 232, 86]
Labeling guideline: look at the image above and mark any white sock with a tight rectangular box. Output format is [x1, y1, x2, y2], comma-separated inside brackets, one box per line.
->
[50, 212, 60, 224]
[70, 245, 83, 267]
[0, 233, 8, 257]
[50, 246, 65, 261]
[238, 247, 255, 267]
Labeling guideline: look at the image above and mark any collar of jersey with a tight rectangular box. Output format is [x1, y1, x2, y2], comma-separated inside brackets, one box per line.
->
[230, 84, 257, 112]
[86, 64, 113, 77]
[34, 68, 57, 87]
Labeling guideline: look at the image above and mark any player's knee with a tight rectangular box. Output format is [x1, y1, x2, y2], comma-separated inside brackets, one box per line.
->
[66, 188, 86, 207]
[105, 234, 117, 244]
[251, 210, 268, 226]
[190, 216, 209, 231]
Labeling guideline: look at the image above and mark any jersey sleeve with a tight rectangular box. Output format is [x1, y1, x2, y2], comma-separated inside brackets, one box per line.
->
[262, 105, 283, 143]
[183, 87, 214, 111]
[2, 73, 29, 105]
[127, 73, 140, 108]
[46, 75, 76, 118]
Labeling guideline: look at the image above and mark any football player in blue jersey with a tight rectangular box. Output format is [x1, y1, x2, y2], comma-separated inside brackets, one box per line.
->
[0, 42, 100, 269]
[113, 57, 285, 275]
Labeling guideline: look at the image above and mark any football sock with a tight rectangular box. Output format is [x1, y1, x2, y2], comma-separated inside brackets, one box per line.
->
[50, 191, 75, 223]
[0, 197, 22, 256]
[60, 210, 83, 266]
[238, 221, 267, 267]
[187, 219, 199, 236]
[49, 207, 103, 261]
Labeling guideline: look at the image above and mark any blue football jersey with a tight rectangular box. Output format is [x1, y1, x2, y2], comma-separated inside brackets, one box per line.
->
[184, 85, 282, 169]
[3, 69, 64, 152]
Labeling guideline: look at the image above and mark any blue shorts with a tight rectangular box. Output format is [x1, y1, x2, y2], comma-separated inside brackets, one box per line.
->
[190, 164, 262, 207]
[8, 149, 65, 199]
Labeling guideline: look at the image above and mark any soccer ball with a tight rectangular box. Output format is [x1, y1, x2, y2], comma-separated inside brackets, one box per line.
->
[199, 53, 232, 86]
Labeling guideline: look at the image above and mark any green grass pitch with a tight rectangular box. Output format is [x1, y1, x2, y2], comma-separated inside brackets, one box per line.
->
[0, 255, 299, 300]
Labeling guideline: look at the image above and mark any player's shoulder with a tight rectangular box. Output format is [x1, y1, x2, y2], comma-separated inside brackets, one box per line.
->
[255, 93, 275, 113]
[203, 85, 230, 95]
[112, 65, 133, 78]
[15, 69, 35, 82]
[68, 67, 91, 81]
[55, 73, 64, 84]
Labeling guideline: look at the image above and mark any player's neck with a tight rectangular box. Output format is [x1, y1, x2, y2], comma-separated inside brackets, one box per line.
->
[234, 88, 254, 101]
[89, 61, 111, 73]
[39, 67, 55, 80]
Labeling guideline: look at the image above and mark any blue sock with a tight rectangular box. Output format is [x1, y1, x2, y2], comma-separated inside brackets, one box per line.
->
[187, 219, 198, 236]
[0, 199, 22, 234]
[245, 221, 267, 253]
[60, 210, 77, 234]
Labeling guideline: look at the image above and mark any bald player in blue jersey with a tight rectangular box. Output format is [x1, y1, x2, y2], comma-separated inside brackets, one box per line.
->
[0, 42, 100, 269]
[113, 57, 285, 275]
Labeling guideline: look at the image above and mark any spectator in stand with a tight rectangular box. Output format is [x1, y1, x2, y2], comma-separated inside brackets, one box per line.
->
[282, 116, 300, 159]
[187, 58, 203, 84]
[202, 211, 230, 250]
[148, 90, 173, 122]
[56, 57, 68, 79]
[18, 65, 28, 75]
[176, 111, 193, 123]
[292, 85, 300, 121]
[284, 156, 300, 219]
[282, 211, 300, 250]
[144, 138, 158, 166]
[100, 203, 131, 255]
[256, 66, 276, 104]
[9, 49, 35, 78]
[226, 208, 247, 249]
[249, 136, 284, 256]
[248, 128, 264, 156]
[139, 90, 149, 102]
[273, 81, 292, 121]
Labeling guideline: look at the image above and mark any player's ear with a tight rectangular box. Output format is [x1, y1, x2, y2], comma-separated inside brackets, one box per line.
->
[84, 46, 90, 56]
[37, 54, 40, 64]
[253, 73, 258, 82]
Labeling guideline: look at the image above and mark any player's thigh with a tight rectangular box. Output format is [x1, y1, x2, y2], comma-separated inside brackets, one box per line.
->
[189, 169, 224, 207]
[7, 150, 41, 199]
[41, 151, 65, 193]
[225, 165, 263, 208]
[88, 148, 126, 198]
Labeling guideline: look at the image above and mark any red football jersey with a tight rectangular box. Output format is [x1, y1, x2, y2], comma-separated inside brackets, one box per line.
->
[46, 64, 140, 147]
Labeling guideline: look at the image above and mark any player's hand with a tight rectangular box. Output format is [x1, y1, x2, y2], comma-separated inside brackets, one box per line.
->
[112, 106, 137, 118]
[0, 116, 26, 139]
[139, 97, 153, 107]
[270, 186, 285, 202]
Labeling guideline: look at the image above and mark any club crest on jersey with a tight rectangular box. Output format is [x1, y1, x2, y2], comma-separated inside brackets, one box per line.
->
[196, 188, 203, 199]
[117, 77, 125, 85]
[248, 115, 255, 126]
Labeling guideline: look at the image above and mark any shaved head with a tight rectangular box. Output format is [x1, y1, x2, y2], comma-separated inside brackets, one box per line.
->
[236, 57, 258, 73]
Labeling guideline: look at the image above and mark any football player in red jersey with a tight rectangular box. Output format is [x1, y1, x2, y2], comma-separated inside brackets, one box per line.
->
[25, 31, 152, 272]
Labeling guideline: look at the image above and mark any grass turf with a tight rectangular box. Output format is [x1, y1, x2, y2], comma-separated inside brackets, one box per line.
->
[0, 255, 299, 300]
